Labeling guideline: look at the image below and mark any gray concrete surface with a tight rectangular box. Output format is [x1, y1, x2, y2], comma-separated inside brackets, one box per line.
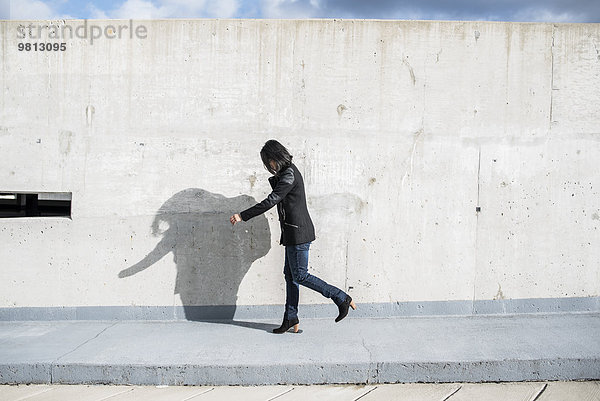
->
[1, 382, 600, 401]
[3, 296, 600, 321]
[2, 20, 600, 318]
[1, 313, 599, 385]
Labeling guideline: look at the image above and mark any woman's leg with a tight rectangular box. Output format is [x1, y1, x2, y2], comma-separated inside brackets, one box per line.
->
[286, 242, 347, 306]
[283, 247, 300, 320]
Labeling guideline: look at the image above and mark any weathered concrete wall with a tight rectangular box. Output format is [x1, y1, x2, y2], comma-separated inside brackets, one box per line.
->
[1, 19, 599, 319]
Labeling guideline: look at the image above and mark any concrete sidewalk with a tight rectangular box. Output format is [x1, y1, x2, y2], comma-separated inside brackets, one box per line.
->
[0, 313, 599, 385]
[3, 382, 600, 401]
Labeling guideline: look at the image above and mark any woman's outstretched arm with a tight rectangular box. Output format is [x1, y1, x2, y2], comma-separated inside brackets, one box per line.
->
[230, 167, 295, 225]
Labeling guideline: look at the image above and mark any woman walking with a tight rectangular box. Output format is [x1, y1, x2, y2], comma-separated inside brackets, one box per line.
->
[230, 140, 356, 334]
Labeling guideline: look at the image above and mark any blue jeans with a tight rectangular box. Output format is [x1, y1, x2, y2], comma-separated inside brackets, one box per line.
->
[283, 242, 347, 320]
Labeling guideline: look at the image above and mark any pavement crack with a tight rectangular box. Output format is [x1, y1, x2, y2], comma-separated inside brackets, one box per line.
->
[49, 321, 120, 383]
[360, 337, 378, 383]
[361, 338, 374, 360]
[55, 322, 120, 363]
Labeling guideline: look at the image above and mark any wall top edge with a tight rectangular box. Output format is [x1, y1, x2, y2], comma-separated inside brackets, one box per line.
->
[1, 18, 597, 26]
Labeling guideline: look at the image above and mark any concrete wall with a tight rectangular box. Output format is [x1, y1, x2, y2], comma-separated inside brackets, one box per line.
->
[1, 19, 599, 319]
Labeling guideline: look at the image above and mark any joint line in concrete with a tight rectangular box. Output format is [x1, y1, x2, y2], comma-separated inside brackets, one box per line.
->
[344, 239, 349, 292]
[531, 383, 548, 401]
[182, 387, 215, 400]
[472, 146, 482, 315]
[97, 387, 135, 401]
[353, 386, 378, 400]
[441, 384, 462, 400]
[268, 387, 295, 400]
[550, 25, 556, 125]
[16, 386, 55, 399]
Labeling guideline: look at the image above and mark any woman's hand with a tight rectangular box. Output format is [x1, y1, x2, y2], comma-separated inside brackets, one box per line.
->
[230, 213, 242, 225]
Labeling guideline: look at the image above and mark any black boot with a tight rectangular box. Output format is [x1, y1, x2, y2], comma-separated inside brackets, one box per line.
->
[335, 295, 356, 322]
[273, 317, 300, 334]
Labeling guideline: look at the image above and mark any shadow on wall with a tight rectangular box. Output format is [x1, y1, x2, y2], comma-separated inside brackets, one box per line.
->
[118, 188, 271, 324]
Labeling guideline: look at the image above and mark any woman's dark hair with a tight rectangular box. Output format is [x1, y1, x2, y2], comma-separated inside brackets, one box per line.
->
[260, 140, 293, 175]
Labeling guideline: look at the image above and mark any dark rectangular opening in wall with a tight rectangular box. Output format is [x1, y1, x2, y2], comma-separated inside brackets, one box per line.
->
[0, 192, 72, 218]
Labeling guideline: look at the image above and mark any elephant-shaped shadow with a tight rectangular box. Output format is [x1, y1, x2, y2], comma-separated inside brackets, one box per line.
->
[118, 188, 275, 331]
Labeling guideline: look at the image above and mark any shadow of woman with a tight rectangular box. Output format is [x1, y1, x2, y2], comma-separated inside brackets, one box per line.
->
[118, 188, 276, 332]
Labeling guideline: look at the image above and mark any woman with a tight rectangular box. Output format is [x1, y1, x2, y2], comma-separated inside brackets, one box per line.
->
[230, 140, 356, 334]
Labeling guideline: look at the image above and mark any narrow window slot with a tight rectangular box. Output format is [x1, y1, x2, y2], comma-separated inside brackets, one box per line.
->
[0, 192, 72, 218]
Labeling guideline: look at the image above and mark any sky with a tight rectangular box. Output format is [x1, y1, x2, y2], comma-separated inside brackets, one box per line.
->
[1, 0, 599, 23]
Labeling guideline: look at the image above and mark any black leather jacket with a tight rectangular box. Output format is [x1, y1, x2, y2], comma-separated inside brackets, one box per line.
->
[240, 163, 316, 246]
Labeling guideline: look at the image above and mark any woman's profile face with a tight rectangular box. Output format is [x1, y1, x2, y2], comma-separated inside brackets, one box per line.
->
[269, 160, 277, 174]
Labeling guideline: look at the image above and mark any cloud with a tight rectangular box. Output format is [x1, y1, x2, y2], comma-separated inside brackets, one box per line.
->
[8, 0, 55, 19]
[109, 0, 165, 19]
[0, 0, 8, 19]
[99, 0, 240, 19]
[512, 7, 584, 23]
[260, 0, 319, 18]
[207, 0, 239, 18]
[6, 0, 599, 22]
[87, 4, 109, 19]
[6, 0, 77, 19]
[258, 0, 600, 22]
